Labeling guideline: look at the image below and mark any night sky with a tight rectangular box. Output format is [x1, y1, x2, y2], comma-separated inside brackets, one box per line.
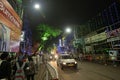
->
[27, 0, 116, 29]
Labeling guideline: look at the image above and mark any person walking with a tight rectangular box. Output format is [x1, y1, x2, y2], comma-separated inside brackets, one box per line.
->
[25, 56, 35, 80]
[0, 52, 12, 80]
[79, 53, 83, 63]
[13, 53, 28, 80]
[32, 54, 37, 72]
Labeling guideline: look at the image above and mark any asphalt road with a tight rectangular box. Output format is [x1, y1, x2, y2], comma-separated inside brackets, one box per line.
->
[55, 61, 120, 80]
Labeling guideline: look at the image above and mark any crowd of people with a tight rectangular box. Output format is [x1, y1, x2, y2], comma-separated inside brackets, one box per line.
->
[0, 52, 41, 80]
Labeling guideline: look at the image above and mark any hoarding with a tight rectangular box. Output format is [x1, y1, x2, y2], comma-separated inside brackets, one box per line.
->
[91, 32, 107, 43]
[106, 28, 120, 38]
[85, 32, 107, 44]
[0, 0, 22, 52]
[0, 0, 22, 40]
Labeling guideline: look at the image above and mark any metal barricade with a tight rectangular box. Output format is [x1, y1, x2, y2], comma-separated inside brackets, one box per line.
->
[39, 61, 59, 80]
[46, 62, 59, 80]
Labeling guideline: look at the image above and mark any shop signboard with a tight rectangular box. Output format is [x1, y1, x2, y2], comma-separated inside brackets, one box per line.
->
[107, 36, 120, 42]
[106, 28, 120, 38]
[90, 32, 107, 43]
[97, 32, 107, 41]
[0, 0, 22, 52]
[0, 0, 22, 40]
[109, 50, 118, 60]
[91, 35, 96, 43]
[85, 32, 107, 44]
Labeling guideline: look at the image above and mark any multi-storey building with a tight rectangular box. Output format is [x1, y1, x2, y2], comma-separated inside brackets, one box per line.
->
[72, 1, 120, 62]
[0, 0, 33, 54]
[9, 0, 33, 54]
[78, 1, 120, 55]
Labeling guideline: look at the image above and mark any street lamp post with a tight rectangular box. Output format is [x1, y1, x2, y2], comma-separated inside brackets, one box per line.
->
[21, 3, 41, 55]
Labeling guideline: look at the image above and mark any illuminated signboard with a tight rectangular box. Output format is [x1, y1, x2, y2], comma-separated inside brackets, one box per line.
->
[91, 32, 107, 43]
[85, 32, 107, 44]
[0, 0, 22, 40]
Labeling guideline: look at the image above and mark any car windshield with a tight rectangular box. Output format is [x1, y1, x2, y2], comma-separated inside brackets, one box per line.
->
[62, 55, 72, 59]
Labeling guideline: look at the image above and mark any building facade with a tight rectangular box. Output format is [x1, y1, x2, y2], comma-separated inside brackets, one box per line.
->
[0, 0, 22, 52]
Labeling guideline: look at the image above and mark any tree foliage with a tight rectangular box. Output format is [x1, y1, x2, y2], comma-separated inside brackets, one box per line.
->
[33, 24, 62, 50]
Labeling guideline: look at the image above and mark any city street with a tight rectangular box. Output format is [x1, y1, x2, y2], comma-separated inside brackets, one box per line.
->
[49, 60, 120, 80]
[1, 1, 120, 80]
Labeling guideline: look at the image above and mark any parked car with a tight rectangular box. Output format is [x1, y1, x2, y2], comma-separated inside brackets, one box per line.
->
[57, 54, 77, 70]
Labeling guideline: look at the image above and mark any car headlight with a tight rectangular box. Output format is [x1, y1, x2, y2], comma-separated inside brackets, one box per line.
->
[54, 55, 58, 59]
[63, 62, 66, 65]
[75, 61, 77, 64]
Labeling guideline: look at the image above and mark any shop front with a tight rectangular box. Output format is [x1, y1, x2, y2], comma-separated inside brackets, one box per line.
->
[85, 32, 107, 53]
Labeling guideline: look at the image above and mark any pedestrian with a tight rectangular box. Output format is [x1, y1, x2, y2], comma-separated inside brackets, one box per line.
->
[32, 54, 37, 72]
[13, 53, 28, 80]
[79, 53, 83, 63]
[0, 52, 12, 80]
[25, 56, 35, 80]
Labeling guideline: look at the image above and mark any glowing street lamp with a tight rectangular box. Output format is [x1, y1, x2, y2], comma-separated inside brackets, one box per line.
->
[65, 27, 71, 33]
[34, 3, 40, 9]
[21, 3, 41, 54]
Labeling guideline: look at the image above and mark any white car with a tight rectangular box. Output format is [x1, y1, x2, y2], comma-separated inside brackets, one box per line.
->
[49, 54, 58, 61]
[57, 54, 77, 70]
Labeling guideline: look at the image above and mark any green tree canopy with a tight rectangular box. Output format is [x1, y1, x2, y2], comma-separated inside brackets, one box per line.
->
[33, 24, 62, 51]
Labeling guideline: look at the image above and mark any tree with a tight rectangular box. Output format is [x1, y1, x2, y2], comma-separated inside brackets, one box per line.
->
[32, 24, 62, 51]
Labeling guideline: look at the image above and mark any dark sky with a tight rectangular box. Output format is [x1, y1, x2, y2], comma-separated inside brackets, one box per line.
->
[27, 0, 116, 29]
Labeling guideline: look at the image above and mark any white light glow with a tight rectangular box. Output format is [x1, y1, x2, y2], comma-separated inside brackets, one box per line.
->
[34, 4, 40, 9]
[66, 27, 71, 33]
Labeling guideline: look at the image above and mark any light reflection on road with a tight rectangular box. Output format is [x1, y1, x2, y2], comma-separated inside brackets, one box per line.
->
[48, 60, 120, 80]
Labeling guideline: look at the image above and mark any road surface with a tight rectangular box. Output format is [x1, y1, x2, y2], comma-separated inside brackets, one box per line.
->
[49, 60, 120, 80]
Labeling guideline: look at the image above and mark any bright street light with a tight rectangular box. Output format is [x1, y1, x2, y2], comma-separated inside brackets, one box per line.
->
[34, 3, 40, 9]
[65, 27, 71, 33]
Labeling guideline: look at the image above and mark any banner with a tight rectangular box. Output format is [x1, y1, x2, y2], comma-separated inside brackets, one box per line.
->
[106, 28, 120, 38]
[85, 32, 107, 44]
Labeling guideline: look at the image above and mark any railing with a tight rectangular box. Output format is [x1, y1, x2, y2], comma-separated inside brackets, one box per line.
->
[47, 62, 59, 80]
[39, 60, 59, 80]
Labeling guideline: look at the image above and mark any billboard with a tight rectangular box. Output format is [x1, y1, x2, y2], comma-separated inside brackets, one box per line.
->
[0, 0, 22, 40]
[85, 32, 107, 44]
[0, 0, 22, 52]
